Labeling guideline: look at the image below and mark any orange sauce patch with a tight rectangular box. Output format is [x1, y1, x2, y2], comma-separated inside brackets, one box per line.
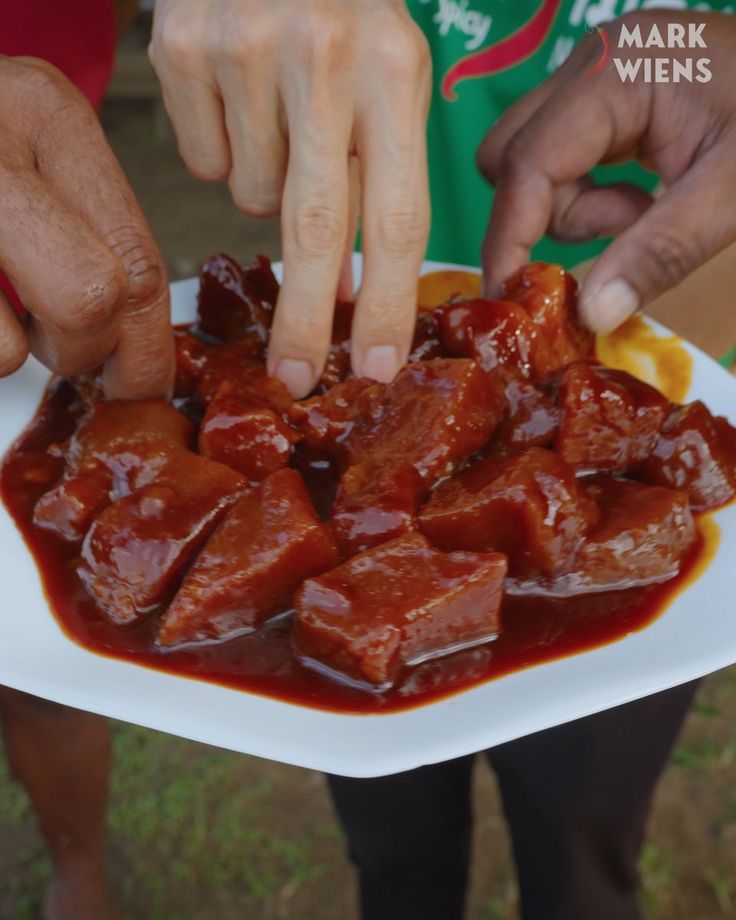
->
[596, 315, 693, 404]
[418, 270, 482, 310]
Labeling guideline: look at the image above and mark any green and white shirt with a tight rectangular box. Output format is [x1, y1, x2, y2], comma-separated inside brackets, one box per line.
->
[407, 0, 734, 271]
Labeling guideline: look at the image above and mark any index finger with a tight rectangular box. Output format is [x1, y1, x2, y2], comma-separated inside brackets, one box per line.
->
[266, 65, 352, 397]
[481, 56, 650, 293]
[350, 30, 431, 382]
[31, 62, 175, 399]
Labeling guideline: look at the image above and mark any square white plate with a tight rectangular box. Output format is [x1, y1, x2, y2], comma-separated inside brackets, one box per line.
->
[1, 257, 735, 778]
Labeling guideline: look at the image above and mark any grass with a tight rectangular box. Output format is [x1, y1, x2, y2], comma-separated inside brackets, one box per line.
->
[0, 724, 335, 920]
[639, 844, 679, 914]
[1, 672, 736, 918]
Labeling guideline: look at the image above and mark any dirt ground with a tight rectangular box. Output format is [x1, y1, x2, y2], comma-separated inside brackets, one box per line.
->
[1, 21, 735, 920]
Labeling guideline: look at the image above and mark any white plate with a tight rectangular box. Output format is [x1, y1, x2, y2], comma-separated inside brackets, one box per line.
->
[1, 257, 735, 778]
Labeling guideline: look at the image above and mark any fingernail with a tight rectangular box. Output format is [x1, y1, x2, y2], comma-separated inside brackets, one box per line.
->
[580, 279, 640, 333]
[273, 358, 314, 398]
[360, 345, 400, 383]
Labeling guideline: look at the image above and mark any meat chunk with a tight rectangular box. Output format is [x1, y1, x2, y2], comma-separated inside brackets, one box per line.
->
[550, 362, 669, 472]
[506, 478, 697, 596]
[199, 381, 300, 481]
[293, 532, 507, 689]
[319, 301, 355, 392]
[158, 469, 338, 647]
[487, 371, 559, 458]
[351, 361, 504, 483]
[291, 360, 503, 484]
[79, 454, 245, 624]
[316, 304, 445, 393]
[288, 378, 376, 461]
[33, 400, 193, 541]
[408, 311, 444, 363]
[174, 330, 210, 398]
[418, 447, 597, 577]
[197, 252, 279, 347]
[438, 299, 555, 379]
[330, 463, 425, 557]
[636, 401, 736, 510]
[503, 262, 593, 367]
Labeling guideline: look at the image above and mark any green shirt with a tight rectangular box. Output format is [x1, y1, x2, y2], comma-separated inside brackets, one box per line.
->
[407, 0, 733, 272]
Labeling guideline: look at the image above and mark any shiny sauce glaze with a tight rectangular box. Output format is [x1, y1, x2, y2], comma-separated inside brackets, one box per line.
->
[0, 370, 718, 716]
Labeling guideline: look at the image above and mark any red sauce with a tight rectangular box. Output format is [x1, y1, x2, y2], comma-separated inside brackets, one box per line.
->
[0, 377, 717, 715]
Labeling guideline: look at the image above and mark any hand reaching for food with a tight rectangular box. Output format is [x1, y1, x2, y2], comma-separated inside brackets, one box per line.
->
[0, 56, 174, 399]
[478, 10, 736, 336]
[149, 0, 432, 396]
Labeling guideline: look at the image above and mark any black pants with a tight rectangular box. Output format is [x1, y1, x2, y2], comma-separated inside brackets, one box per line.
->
[328, 681, 698, 920]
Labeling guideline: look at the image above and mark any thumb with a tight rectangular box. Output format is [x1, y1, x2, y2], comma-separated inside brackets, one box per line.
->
[579, 138, 736, 333]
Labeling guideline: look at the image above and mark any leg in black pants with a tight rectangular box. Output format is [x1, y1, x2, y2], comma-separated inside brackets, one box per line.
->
[328, 755, 475, 920]
[488, 681, 699, 920]
[328, 682, 698, 920]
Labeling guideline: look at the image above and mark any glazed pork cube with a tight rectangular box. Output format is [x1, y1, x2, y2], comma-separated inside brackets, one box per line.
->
[408, 311, 444, 363]
[502, 262, 593, 367]
[636, 401, 736, 511]
[294, 360, 503, 483]
[194, 347, 292, 411]
[33, 400, 193, 541]
[291, 360, 502, 478]
[418, 447, 597, 577]
[288, 378, 377, 461]
[158, 469, 339, 648]
[487, 371, 559, 457]
[551, 362, 669, 472]
[199, 381, 300, 481]
[79, 455, 245, 624]
[355, 360, 505, 483]
[174, 330, 210, 398]
[438, 299, 555, 379]
[319, 301, 355, 392]
[317, 304, 445, 394]
[293, 532, 507, 689]
[197, 252, 278, 347]
[577, 478, 697, 589]
[508, 478, 697, 596]
[331, 462, 425, 557]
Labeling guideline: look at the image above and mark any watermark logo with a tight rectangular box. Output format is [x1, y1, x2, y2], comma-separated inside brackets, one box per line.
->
[588, 22, 712, 83]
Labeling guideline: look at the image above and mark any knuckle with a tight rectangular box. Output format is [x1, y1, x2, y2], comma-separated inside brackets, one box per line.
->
[493, 139, 534, 190]
[58, 263, 127, 332]
[292, 5, 350, 60]
[289, 204, 345, 259]
[3, 57, 74, 115]
[180, 141, 230, 182]
[185, 156, 230, 183]
[217, 8, 276, 62]
[11, 56, 65, 89]
[152, 15, 203, 71]
[377, 22, 430, 79]
[0, 336, 28, 377]
[230, 186, 281, 219]
[640, 232, 700, 290]
[476, 133, 500, 181]
[229, 171, 282, 217]
[108, 231, 168, 310]
[376, 208, 428, 255]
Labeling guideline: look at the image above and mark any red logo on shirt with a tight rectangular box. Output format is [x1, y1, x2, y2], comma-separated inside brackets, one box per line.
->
[441, 0, 563, 101]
